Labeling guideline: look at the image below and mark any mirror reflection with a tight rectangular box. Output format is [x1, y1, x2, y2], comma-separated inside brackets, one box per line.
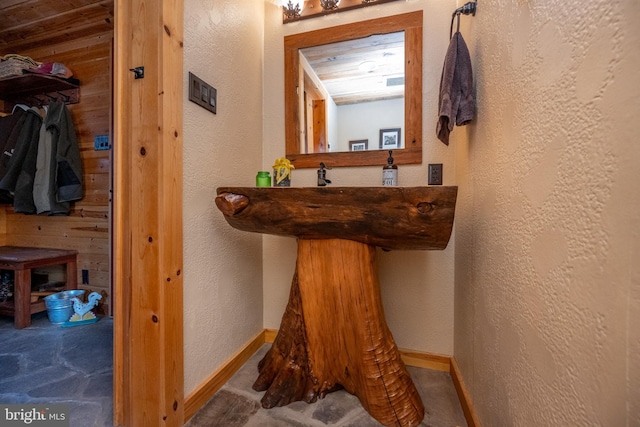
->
[298, 31, 405, 153]
[284, 11, 423, 168]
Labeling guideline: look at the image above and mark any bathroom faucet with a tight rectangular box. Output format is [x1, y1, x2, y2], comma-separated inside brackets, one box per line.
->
[317, 162, 332, 186]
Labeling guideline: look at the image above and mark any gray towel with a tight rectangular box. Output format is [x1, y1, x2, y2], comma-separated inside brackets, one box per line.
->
[436, 31, 475, 145]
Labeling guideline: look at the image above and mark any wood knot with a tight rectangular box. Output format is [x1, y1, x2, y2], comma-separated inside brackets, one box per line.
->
[215, 192, 250, 216]
[417, 202, 434, 214]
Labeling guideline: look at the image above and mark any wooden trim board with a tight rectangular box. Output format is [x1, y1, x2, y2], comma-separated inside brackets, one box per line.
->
[184, 330, 266, 421]
[263, 328, 278, 343]
[113, 0, 184, 425]
[451, 357, 482, 427]
[399, 348, 451, 372]
[186, 328, 479, 426]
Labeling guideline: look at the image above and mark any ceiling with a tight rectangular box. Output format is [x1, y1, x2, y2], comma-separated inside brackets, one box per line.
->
[300, 31, 405, 106]
[1, 1, 400, 107]
[0, 0, 114, 53]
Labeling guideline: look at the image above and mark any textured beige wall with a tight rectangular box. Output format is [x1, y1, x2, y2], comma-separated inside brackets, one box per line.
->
[262, 0, 459, 355]
[454, 0, 640, 424]
[182, 0, 265, 395]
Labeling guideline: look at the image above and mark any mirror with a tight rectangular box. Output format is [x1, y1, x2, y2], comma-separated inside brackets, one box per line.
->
[299, 31, 405, 153]
[285, 11, 423, 168]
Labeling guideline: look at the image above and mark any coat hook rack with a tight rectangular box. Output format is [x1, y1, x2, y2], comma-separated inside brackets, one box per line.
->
[0, 73, 80, 113]
[56, 91, 71, 103]
[30, 95, 44, 107]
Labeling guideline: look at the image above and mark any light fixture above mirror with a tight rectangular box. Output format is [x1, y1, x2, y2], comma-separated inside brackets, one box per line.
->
[281, 0, 402, 23]
[282, 0, 304, 19]
[320, 0, 340, 11]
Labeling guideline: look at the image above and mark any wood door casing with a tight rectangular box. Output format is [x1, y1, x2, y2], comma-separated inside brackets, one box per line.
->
[113, 0, 184, 425]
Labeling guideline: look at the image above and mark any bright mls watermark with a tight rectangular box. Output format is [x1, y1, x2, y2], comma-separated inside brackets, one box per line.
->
[0, 405, 69, 426]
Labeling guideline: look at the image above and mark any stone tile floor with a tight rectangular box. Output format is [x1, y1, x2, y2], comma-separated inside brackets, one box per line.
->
[185, 344, 468, 427]
[0, 312, 113, 427]
[0, 312, 467, 427]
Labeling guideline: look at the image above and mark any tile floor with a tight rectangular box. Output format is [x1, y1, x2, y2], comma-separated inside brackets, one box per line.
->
[0, 313, 467, 427]
[185, 344, 468, 427]
[0, 311, 113, 427]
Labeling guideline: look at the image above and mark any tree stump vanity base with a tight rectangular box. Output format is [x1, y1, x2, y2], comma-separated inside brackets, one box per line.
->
[254, 239, 424, 426]
[215, 187, 457, 427]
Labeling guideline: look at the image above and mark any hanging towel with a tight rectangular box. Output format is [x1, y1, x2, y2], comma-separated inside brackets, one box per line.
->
[436, 31, 475, 145]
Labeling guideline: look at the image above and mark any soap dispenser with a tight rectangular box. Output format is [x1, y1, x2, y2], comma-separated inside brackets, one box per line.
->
[382, 150, 398, 186]
[317, 162, 332, 186]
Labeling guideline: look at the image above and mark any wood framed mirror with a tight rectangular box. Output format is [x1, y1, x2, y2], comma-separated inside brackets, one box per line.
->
[284, 11, 423, 168]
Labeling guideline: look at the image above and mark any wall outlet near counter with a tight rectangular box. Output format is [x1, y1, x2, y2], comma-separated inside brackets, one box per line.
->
[428, 163, 443, 185]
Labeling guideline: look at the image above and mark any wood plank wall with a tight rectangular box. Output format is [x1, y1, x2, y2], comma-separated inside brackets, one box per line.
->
[0, 2, 114, 313]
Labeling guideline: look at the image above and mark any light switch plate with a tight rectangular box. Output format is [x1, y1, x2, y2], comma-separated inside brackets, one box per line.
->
[189, 72, 217, 114]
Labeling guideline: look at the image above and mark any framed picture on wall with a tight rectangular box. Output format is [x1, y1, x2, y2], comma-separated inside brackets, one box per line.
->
[379, 128, 401, 149]
[349, 139, 368, 151]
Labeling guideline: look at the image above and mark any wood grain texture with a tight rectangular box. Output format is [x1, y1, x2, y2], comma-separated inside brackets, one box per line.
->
[0, 0, 114, 53]
[0, 246, 77, 328]
[0, 3, 113, 312]
[215, 186, 458, 426]
[113, 0, 130, 421]
[255, 239, 424, 427]
[265, 328, 452, 372]
[399, 349, 451, 372]
[216, 186, 458, 251]
[113, 0, 184, 425]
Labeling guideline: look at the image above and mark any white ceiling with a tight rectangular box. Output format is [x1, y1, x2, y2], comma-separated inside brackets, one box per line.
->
[300, 31, 405, 105]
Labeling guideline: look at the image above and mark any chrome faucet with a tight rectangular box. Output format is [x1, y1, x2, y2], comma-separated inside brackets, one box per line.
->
[317, 162, 332, 186]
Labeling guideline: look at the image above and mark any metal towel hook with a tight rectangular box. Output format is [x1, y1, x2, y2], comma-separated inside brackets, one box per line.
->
[450, 0, 478, 39]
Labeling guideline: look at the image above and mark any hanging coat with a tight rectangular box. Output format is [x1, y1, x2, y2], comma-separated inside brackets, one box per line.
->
[0, 107, 43, 213]
[0, 108, 27, 203]
[33, 100, 83, 215]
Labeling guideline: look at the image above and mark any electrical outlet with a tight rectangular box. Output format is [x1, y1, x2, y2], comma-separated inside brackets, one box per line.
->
[82, 269, 89, 284]
[428, 163, 443, 185]
[94, 135, 110, 150]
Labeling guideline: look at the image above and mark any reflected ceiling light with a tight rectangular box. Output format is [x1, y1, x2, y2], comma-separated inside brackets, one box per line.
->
[358, 61, 377, 73]
[282, 0, 304, 19]
[320, 0, 340, 11]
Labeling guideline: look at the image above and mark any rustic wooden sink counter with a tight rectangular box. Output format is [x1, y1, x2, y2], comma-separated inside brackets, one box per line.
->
[215, 186, 457, 427]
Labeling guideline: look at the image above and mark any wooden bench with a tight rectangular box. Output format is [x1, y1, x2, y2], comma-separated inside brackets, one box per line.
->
[0, 246, 78, 329]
